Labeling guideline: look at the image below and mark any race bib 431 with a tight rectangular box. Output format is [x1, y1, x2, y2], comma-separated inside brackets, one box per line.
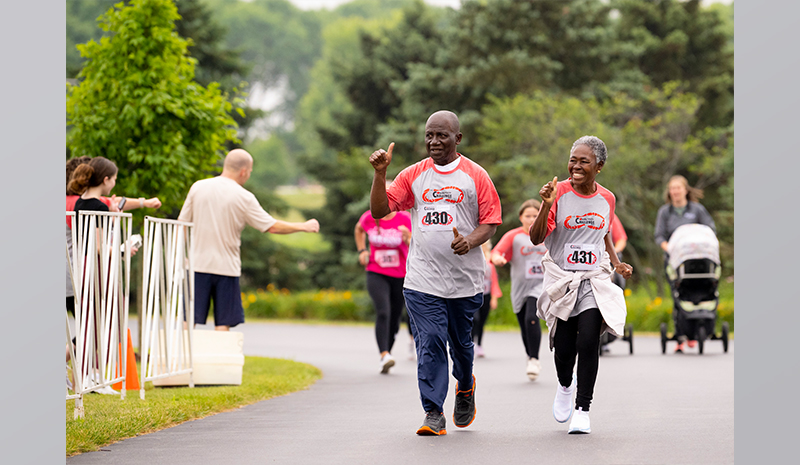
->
[563, 243, 598, 271]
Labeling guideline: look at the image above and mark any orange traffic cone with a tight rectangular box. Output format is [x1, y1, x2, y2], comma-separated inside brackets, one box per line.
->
[113, 329, 141, 390]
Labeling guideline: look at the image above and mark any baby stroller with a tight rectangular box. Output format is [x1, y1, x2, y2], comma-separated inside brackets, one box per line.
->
[599, 252, 634, 356]
[660, 224, 729, 355]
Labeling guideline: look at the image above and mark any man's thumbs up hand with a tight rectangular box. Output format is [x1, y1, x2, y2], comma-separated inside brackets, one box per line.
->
[451, 226, 471, 255]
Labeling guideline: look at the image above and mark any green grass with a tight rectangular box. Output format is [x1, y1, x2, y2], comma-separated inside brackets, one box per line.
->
[66, 356, 321, 456]
[276, 185, 326, 211]
[272, 185, 330, 252]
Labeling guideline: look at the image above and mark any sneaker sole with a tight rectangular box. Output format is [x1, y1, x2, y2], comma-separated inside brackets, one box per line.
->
[380, 359, 395, 374]
[527, 372, 539, 381]
[416, 426, 447, 436]
[568, 428, 591, 434]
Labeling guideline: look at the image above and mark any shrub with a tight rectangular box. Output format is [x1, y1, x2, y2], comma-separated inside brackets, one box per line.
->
[242, 280, 733, 333]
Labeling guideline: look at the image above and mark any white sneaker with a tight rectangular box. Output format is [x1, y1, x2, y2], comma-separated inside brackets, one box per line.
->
[380, 353, 395, 374]
[526, 358, 541, 381]
[553, 376, 576, 423]
[475, 345, 485, 358]
[408, 340, 416, 361]
[568, 407, 591, 434]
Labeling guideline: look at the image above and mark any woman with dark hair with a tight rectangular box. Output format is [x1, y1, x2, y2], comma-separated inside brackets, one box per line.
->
[69, 157, 120, 215]
[654, 174, 716, 352]
[530, 135, 632, 434]
[65, 157, 161, 317]
[491, 199, 546, 381]
[68, 157, 124, 395]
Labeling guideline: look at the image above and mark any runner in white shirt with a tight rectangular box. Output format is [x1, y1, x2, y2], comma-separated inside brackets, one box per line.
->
[369, 110, 502, 436]
[529, 136, 632, 435]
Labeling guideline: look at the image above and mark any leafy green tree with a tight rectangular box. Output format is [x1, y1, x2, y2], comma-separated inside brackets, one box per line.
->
[610, 0, 733, 129]
[66, 0, 240, 214]
[174, 0, 248, 89]
[204, 0, 323, 121]
[67, 0, 118, 78]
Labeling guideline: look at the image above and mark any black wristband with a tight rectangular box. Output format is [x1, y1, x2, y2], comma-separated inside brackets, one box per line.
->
[358, 249, 368, 253]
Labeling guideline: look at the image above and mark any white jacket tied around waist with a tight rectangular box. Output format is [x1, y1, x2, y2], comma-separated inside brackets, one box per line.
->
[536, 250, 627, 349]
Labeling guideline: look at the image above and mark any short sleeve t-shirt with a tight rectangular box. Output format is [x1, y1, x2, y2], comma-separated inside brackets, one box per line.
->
[544, 180, 615, 315]
[178, 176, 278, 277]
[493, 226, 547, 313]
[609, 213, 627, 245]
[358, 210, 412, 278]
[385, 154, 502, 298]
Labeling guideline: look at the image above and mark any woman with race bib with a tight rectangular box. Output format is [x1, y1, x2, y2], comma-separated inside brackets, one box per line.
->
[529, 136, 632, 434]
[491, 199, 546, 381]
[355, 201, 412, 374]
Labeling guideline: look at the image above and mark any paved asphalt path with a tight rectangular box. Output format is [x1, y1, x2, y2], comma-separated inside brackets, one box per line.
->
[69, 322, 734, 464]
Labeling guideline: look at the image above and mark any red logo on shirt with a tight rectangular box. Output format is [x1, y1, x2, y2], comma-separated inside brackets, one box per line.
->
[520, 246, 545, 256]
[422, 186, 464, 204]
[564, 213, 605, 230]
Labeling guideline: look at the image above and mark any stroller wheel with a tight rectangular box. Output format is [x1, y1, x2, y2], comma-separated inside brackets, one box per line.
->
[721, 322, 729, 353]
[626, 324, 634, 355]
[660, 322, 667, 355]
[697, 325, 706, 355]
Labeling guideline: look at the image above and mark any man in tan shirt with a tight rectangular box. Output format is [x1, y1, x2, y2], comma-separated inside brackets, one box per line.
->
[178, 149, 320, 330]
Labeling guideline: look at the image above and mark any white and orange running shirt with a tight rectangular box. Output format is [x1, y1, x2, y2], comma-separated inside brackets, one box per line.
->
[544, 179, 615, 269]
[492, 227, 547, 314]
[386, 154, 502, 299]
[543, 179, 616, 315]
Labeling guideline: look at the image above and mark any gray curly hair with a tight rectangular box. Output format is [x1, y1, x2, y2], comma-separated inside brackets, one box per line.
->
[571, 136, 607, 165]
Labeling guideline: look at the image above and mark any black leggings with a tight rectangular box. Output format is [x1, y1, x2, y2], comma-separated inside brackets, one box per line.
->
[553, 308, 603, 411]
[366, 272, 406, 354]
[516, 297, 542, 359]
[471, 293, 492, 345]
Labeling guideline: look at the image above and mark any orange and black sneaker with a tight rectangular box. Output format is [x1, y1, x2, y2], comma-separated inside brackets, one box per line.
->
[453, 374, 476, 428]
[416, 411, 447, 436]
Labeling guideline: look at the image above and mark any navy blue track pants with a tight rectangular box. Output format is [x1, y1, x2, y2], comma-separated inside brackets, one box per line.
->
[403, 288, 482, 413]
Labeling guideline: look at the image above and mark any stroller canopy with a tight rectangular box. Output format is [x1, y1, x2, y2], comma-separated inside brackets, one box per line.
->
[667, 224, 720, 271]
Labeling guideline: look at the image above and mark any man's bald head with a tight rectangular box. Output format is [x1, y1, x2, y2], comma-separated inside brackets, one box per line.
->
[223, 149, 253, 172]
[426, 110, 460, 133]
[222, 149, 254, 185]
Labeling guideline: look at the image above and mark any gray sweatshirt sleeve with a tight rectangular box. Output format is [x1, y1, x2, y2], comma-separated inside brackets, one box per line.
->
[695, 203, 716, 234]
[654, 205, 669, 245]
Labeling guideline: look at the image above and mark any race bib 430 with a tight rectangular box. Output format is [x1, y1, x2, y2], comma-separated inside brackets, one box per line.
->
[419, 205, 456, 231]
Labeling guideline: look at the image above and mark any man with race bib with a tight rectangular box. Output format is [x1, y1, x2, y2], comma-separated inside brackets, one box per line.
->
[529, 136, 632, 435]
[369, 110, 502, 436]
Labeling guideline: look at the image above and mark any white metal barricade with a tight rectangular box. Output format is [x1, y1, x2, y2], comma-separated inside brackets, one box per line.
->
[67, 210, 132, 418]
[140, 216, 194, 399]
